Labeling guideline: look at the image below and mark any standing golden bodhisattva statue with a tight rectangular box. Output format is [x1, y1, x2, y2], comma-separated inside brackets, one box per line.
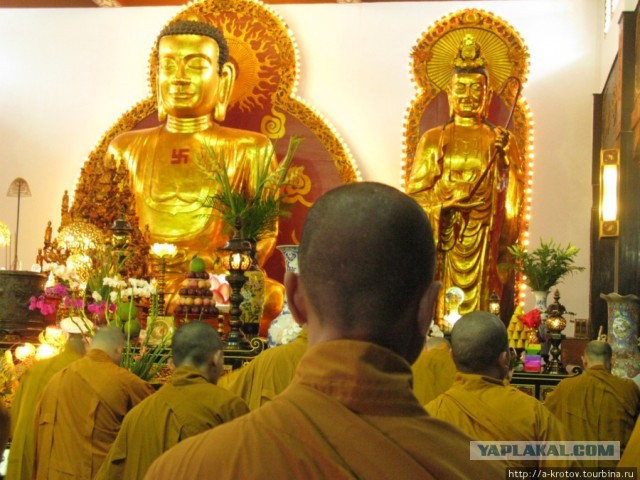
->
[407, 34, 524, 321]
[105, 20, 283, 317]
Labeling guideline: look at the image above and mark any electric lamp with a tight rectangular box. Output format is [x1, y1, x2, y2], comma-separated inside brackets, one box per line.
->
[220, 217, 253, 349]
[599, 148, 619, 237]
[14, 343, 36, 361]
[489, 292, 501, 316]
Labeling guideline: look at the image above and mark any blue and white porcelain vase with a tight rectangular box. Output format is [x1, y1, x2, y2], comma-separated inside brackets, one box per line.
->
[600, 293, 640, 378]
[268, 245, 302, 347]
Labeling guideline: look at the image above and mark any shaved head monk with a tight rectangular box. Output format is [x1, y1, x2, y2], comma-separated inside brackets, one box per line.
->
[426, 311, 570, 468]
[412, 336, 456, 405]
[546, 340, 640, 467]
[96, 322, 249, 479]
[146, 181, 505, 479]
[7, 335, 86, 480]
[33, 326, 154, 479]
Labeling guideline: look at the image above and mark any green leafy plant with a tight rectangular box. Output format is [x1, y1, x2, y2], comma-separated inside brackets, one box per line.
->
[503, 239, 585, 292]
[197, 136, 304, 242]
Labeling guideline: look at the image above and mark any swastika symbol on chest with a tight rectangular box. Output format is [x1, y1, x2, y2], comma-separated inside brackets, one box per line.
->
[171, 148, 190, 164]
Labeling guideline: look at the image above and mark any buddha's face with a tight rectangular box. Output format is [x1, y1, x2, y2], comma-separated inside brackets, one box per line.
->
[449, 72, 488, 118]
[158, 34, 222, 118]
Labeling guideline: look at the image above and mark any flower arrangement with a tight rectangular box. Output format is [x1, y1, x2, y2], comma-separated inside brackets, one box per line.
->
[197, 136, 304, 242]
[22, 257, 171, 381]
[518, 309, 542, 329]
[267, 315, 302, 347]
[503, 239, 585, 292]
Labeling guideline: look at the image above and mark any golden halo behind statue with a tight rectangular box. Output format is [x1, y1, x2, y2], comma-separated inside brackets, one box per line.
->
[411, 9, 529, 102]
[427, 28, 513, 93]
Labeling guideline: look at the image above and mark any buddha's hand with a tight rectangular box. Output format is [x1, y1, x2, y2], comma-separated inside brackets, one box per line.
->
[494, 126, 511, 159]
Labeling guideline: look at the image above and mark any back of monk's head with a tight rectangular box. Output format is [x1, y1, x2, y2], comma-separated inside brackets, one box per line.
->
[583, 340, 612, 370]
[172, 321, 224, 382]
[451, 311, 509, 378]
[90, 326, 126, 364]
[298, 182, 436, 359]
[65, 333, 87, 357]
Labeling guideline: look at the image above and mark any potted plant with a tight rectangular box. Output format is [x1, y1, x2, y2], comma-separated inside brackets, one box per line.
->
[504, 239, 585, 293]
[197, 136, 304, 333]
[199, 136, 303, 244]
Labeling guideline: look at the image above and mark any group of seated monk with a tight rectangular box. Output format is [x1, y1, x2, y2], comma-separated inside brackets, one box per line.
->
[2, 182, 640, 479]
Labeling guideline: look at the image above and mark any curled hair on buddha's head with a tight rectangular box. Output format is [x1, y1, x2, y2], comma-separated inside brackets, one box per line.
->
[158, 20, 229, 73]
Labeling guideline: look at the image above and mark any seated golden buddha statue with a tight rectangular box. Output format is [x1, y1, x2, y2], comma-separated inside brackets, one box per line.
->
[407, 34, 524, 321]
[105, 20, 283, 319]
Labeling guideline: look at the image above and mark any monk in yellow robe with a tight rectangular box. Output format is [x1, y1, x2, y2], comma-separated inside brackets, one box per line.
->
[105, 20, 283, 318]
[218, 328, 307, 410]
[145, 183, 505, 479]
[619, 417, 640, 467]
[33, 327, 153, 479]
[545, 340, 640, 467]
[426, 311, 570, 469]
[6, 336, 85, 480]
[96, 322, 248, 480]
[411, 336, 456, 404]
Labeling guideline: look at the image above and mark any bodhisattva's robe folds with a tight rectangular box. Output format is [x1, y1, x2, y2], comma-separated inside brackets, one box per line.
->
[411, 343, 456, 405]
[407, 123, 523, 317]
[145, 341, 506, 479]
[7, 347, 83, 480]
[426, 372, 570, 468]
[218, 329, 308, 410]
[544, 365, 640, 467]
[33, 349, 154, 480]
[95, 365, 249, 480]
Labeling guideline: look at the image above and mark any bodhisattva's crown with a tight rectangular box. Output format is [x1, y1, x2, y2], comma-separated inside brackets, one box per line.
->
[453, 34, 486, 71]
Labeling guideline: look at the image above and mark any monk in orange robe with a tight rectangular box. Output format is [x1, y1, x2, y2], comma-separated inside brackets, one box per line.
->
[426, 311, 570, 469]
[95, 322, 248, 480]
[6, 336, 85, 480]
[218, 328, 307, 410]
[411, 336, 456, 404]
[545, 340, 640, 467]
[33, 326, 153, 479]
[619, 417, 640, 467]
[145, 183, 506, 479]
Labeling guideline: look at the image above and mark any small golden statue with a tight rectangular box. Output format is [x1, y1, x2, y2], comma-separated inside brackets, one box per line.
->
[406, 32, 526, 322]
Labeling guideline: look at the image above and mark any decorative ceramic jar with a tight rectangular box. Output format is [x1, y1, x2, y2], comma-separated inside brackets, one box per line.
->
[600, 293, 640, 378]
[268, 245, 302, 347]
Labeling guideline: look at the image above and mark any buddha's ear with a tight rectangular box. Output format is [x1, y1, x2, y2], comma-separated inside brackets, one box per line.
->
[214, 61, 236, 123]
[157, 74, 167, 122]
[484, 88, 494, 118]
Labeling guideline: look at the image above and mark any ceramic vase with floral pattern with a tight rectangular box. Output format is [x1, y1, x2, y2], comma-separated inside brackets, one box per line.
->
[600, 293, 640, 378]
[268, 245, 302, 347]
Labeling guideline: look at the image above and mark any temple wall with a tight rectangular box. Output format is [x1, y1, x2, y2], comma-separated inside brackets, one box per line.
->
[0, 0, 607, 322]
